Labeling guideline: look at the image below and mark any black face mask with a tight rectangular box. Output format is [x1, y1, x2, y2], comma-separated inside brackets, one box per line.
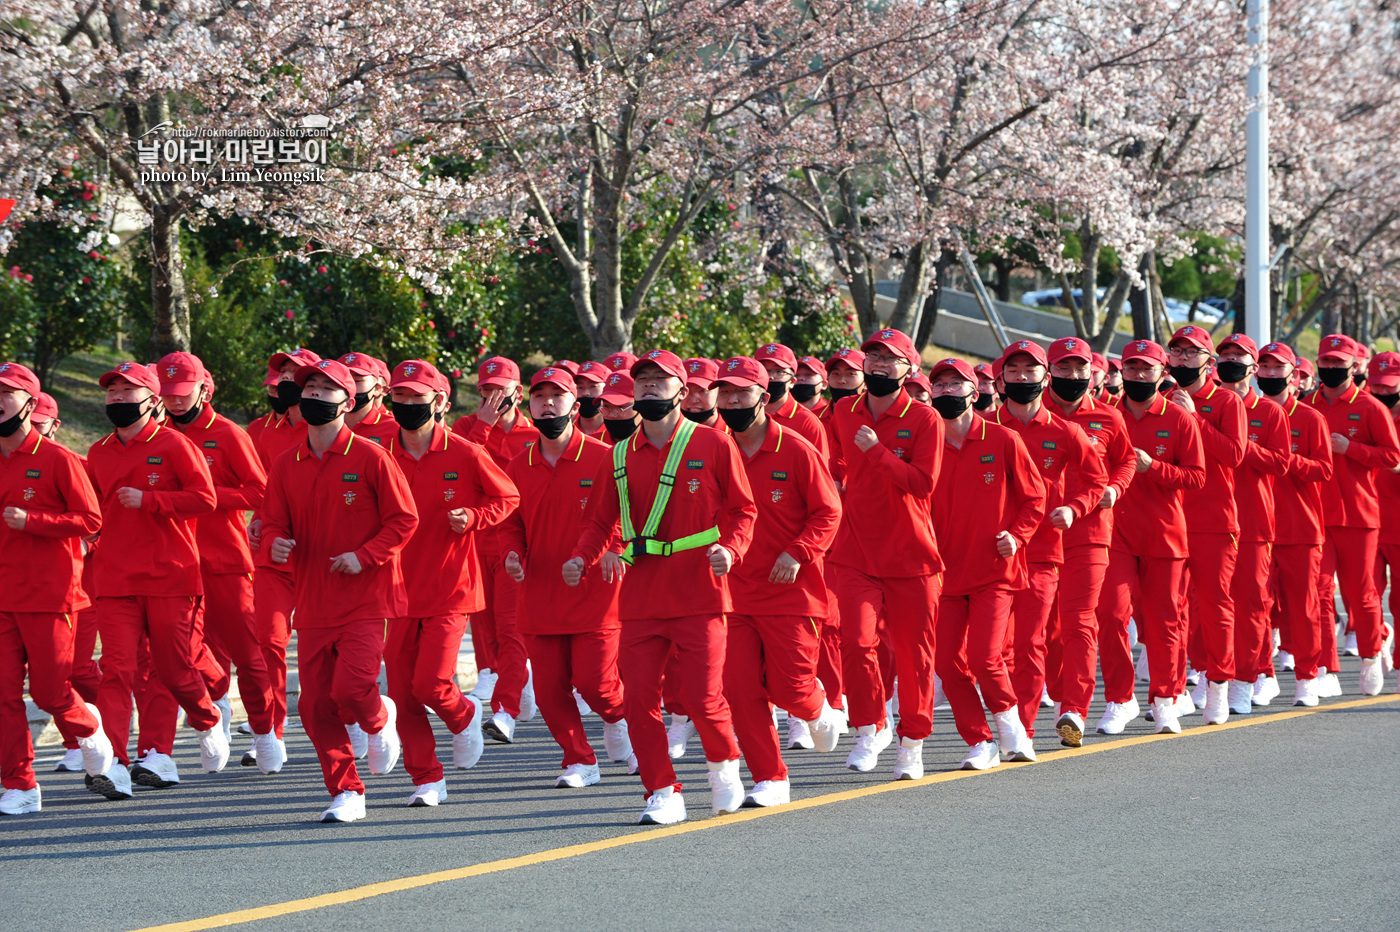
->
[534, 414, 571, 439]
[269, 393, 294, 415]
[1168, 365, 1203, 387]
[930, 394, 971, 419]
[0, 401, 31, 438]
[1354, 373, 1367, 386]
[766, 379, 789, 403]
[1123, 380, 1160, 403]
[1004, 382, 1044, 405]
[829, 386, 859, 402]
[1216, 361, 1250, 384]
[1050, 377, 1090, 403]
[351, 391, 373, 413]
[171, 403, 204, 425]
[1318, 367, 1351, 388]
[497, 394, 516, 414]
[392, 401, 433, 431]
[578, 397, 602, 419]
[299, 397, 343, 426]
[276, 380, 302, 412]
[682, 408, 715, 424]
[1256, 376, 1290, 397]
[972, 394, 995, 411]
[635, 393, 680, 421]
[790, 383, 819, 403]
[719, 404, 760, 432]
[105, 400, 150, 429]
[604, 418, 638, 441]
[1374, 392, 1399, 409]
[1105, 383, 1122, 395]
[864, 374, 902, 397]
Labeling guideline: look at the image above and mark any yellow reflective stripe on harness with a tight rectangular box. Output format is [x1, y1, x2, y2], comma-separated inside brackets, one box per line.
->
[612, 418, 719, 564]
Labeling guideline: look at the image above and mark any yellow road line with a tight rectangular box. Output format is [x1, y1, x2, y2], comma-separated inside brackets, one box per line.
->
[132, 694, 1398, 932]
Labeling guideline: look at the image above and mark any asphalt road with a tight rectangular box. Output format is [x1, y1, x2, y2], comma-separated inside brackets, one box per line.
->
[4, 656, 1398, 932]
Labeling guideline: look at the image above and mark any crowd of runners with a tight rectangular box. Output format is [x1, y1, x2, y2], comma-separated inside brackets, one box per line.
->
[1, 322, 1397, 825]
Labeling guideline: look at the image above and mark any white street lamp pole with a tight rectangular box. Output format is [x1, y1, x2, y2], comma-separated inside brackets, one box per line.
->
[1245, 0, 1271, 344]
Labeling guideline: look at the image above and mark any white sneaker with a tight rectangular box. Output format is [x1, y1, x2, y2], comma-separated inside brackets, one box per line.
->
[626, 753, 639, 775]
[519, 665, 537, 722]
[1135, 649, 1151, 683]
[574, 690, 593, 717]
[1318, 669, 1344, 698]
[1151, 696, 1181, 734]
[484, 710, 516, 744]
[1359, 656, 1384, 695]
[366, 696, 401, 775]
[1273, 627, 1281, 655]
[1040, 685, 1054, 708]
[1186, 667, 1202, 687]
[453, 696, 485, 769]
[1127, 618, 1139, 649]
[77, 704, 114, 778]
[1293, 678, 1319, 707]
[1277, 649, 1295, 671]
[1343, 631, 1359, 656]
[555, 762, 601, 788]
[1253, 674, 1280, 706]
[994, 709, 1036, 762]
[408, 779, 447, 807]
[215, 694, 233, 744]
[638, 786, 686, 825]
[1055, 711, 1084, 748]
[0, 786, 41, 815]
[197, 706, 231, 773]
[1228, 681, 1254, 715]
[53, 748, 85, 772]
[960, 740, 1000, 770]
[892, 737, 924, 780]
[347, 722, 369, 759]
[253, 731, 285, 774]
[1383, 626, 1395, 674]
[1189, 676, 1208, 710]
[1096, 697, 1140, 735]
[131, 751, 181, 788]
[470, 668, 497, 701]
[807, 700, 846, 753]
[742, 779, 791, 808]
[707, 759, 745, 814]
[602, 718, 632, 762]
[786, 717, 815, 750]
[666, 714, 696, 759]
[320, 790, 366, 823]
[237, 720, 254, 736]
[845, 723, 893, 772]
[86, 761, 134, 800]
[932, 675, 949, 710]
[1202, 682, 1229, 724]
[240, 743, 258, 767]
[1174, 691, 1197, 717]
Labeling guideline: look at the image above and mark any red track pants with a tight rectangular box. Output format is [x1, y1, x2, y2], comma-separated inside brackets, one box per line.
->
[1100, 551, 1187, 703]
[386, 614, 475, 785]
[201, 573, 275, 734]
[526, 630, 624, 768]
[1273, 544, 1323, 680]
[253, 566, 295, 738]
[1185, 531, 1238, 682]
[1322, 526, 1385, 658]
[297, 619, 389, 796]
[1007, 564, 1059, 736]
[1373, 543, 1400, 668]
[937, 586, 1016, 745]
[1230, 541, 1274, 682]
[0, 613, 100, 790]
[134, 623, 230, 757]
[1051, 545, 1109, 718]
[474, 556, 529, 719]
[723, 614, 826, 783]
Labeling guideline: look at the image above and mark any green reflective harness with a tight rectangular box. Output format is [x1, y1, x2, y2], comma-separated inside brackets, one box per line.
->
[612, 418, 720, 564]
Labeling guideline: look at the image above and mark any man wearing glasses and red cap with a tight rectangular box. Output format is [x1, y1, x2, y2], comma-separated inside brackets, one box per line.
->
[0, 362, 112, 814]
[262, 359, 418, 822]
[826, 328, 944, 778]
[84, 361, 225, 800]
[756, 343, 831, 460]
[340, 352, 393, 446]
[1307, 334, 1400, 696]
[1095, 340, 1205, 736]
[565, 349, 757, 825]
[384, 359, 518, 806]
[502, 366, 635, 789]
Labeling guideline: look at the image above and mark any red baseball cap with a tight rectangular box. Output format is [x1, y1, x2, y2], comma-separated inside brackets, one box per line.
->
[1107, 357, 1122, 372]
[1122, 339, 1169, 366]
[1218, 333, 1259, 359]
[630, 349, 687, 382]
[1047, 338, 1093, 365]
[1000, 339, 1048, 368]
[1091, 352, 1108, 373]
[1367, 351, 1400, 389]
[0, 361, 41, 397]
[530, 365, 577, 395]
[1168, 325, 1215, 354]
[907, 370, 933, 395]
[268, 348, 322, 378]
[295, 358, 357, 397]
[338, 351, 379, 378]
[797, 356, 827, 378]
[477, 356, 521, 391]
[826, 347, 866, 370]
[33, 391, 58, 420]
[156, 352, 205, 396]
[756, 343, 798, 371]
[1258, 342, 1296, 365]
[861, 327, 920, 367]
[1357, 343, 1371, 361]
[603, 352, 638, 372]
[1297, 358, 1316, 377]
[390, 359, 445, 394]
[575, 360, 607, 384]
[99, 361, 160, 393]
[555, 360, 580, 377]
[683, 357, 719, 390]
[714, 356, 768, 390]
[990, 356, 1004, 380]
[929, 357, 978, 384]
[1318, 333, 1358, 362]
[599, 371, 635, 404]
[973, 363, 995, 381]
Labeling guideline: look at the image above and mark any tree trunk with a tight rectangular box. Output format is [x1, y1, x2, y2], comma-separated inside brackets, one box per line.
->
[913, 253, 952, 353]
[149, 209, 191, 356]
[888, 240, 932, 335]
[992, 254, 1013, 303]
[1129, 251, 1155, 342]
[1090, 273, 1130, 355]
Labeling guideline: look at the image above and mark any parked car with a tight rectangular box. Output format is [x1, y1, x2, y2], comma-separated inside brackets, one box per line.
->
[1019, 287, 1106, 310]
